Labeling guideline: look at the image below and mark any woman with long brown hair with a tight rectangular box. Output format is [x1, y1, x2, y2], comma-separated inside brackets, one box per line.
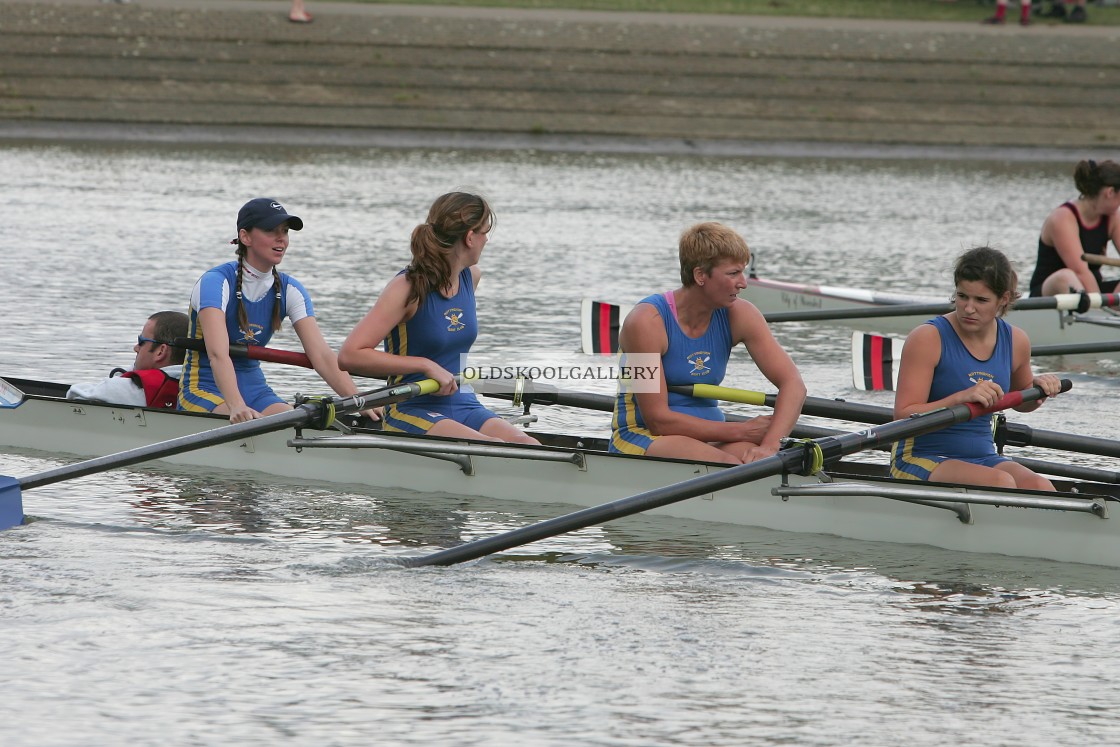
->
[340, 192, 538, 444]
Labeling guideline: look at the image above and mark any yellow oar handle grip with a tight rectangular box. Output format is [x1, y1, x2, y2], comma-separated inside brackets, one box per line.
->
[414, 371, 481, 397]
[686, 384, 768, 406]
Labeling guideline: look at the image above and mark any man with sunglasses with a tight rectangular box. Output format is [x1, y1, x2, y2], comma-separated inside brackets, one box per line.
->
[66, 311, 189, 408]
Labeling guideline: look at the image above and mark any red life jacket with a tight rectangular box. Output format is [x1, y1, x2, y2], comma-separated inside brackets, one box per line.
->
[121, 369, 180, 409]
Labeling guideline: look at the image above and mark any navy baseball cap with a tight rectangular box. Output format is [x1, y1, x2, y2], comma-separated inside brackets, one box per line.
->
[236, 198, 304, 233]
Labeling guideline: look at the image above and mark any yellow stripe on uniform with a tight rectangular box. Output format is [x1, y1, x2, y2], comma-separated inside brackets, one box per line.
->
[889, 437, 940, 481]
[382, 403, 439, 433]
[178, 345, 225, 411]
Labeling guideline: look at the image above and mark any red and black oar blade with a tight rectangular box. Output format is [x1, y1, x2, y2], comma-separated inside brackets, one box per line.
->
[851, 332, 904, 391]
[579, 299, 631, 355]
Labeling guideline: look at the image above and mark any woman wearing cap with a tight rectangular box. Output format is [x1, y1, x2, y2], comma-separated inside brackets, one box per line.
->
[338, 191, 538, 444]
[1029, 159, 1120, 297]
[179, 198, 366, 423]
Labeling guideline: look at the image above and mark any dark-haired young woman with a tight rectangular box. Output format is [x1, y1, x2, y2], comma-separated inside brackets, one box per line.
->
[1029, 159, 1120, 297]
[179, 198, 365, 423]
[339, 192, 538, 444]
[892, 246, 1063, 490]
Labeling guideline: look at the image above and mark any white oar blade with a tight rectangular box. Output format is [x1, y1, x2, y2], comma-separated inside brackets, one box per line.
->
[851, 332, 904, 391]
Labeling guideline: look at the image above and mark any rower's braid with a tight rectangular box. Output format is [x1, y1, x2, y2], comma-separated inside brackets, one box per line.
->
[270, 267, 283, 333]
[234, 253, 250, 335]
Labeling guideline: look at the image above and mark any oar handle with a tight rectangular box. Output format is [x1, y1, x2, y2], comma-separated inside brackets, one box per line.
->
[669, 384, 768, 406]
[963, 379, 1071, 419]
[173, 338, 314, 369]
[1081, 253, 1120, 268]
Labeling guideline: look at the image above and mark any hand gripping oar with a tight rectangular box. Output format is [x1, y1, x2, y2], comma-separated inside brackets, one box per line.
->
[402, 381, 1070, 567]
[667, 383, 895, 424]
[0, 378, 441, 530]
[173, 338, 314, 369]
[672, 381, 1119, 460]
[484, 380, 893, 426]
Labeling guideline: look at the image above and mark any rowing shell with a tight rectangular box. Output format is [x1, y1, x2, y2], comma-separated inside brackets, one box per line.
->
[1, 376, 1117, 567]
[744, 276, 1120, 344]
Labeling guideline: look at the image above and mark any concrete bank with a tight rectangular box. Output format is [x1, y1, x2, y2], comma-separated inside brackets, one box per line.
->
[1, 0, 1119, 157]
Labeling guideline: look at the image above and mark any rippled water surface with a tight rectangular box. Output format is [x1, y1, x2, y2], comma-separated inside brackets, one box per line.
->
[3, 142, 1120, 746]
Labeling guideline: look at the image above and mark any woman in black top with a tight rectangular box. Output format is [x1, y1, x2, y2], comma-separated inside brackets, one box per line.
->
[1029, 159, 1120, 297]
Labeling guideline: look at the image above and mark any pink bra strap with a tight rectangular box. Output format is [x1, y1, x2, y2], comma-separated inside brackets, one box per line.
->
[663, 290, 678, 321]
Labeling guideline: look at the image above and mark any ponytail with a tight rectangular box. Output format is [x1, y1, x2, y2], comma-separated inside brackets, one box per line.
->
[1073, 158, 1120, 198]
[405, 192, 494, 307]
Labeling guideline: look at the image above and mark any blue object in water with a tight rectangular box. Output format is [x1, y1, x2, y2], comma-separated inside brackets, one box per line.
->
[0, 475, 25, 529]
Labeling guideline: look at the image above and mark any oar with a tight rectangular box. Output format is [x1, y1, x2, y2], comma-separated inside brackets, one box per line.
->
[0, 378, 442, 530]
[484, 380, 893, 425]
[402, 382, 1068, 567]
[670, 379, 1120, 460]
[1081, 253, 1120, 268]
[173, 338, 313, 369]
[492, 378, 1120, 463]
[761, 291, 1119, 323]
[580, 293, 1120, 354]
[666, 382, 893, 424]
[852, 331, 1120, 391]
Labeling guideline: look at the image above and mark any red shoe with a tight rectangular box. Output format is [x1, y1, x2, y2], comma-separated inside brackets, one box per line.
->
[289, 11, 313, 23]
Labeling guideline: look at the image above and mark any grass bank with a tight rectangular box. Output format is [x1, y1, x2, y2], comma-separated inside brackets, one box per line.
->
[337, 0, 1120, 24]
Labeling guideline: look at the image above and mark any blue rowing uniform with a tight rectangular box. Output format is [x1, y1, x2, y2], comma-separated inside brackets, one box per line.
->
[179, 260, 313, 413]
[381, 267, 499, 434]
[610, 292, 731, 455]
[890, 315, 1012, 480]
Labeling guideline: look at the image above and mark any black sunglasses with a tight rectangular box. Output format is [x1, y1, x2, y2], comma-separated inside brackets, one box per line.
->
[137, 335, 166, 347]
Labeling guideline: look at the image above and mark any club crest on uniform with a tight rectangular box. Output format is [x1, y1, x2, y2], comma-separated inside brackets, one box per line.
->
[444, 308, 466, 332]
[687, 351, 711, 376]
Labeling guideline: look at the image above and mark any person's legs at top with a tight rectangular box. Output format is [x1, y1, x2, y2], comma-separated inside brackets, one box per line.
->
[983, 0, 1011, 24]
[289, 0, 312, 23]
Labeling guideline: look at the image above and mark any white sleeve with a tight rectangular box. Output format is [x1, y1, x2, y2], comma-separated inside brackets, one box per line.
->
[65, 376, 147, 407]
[285, 283, 312, 324]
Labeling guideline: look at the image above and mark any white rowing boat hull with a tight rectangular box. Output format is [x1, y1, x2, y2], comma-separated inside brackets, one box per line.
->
[2, 378, 1117, 568]
[743, 276, 1120, 346]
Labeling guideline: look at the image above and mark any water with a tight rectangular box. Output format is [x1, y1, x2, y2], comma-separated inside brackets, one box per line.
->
[3, 141, 1120, 746]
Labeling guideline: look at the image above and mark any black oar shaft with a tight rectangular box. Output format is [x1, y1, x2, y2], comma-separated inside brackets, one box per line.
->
[1013, 456, 1120, 484]
[764, 302, 953, 323]
[1031, 341, 1120, 357]
[1004, 423, 1120, 459]
[405, 384, 1062, 567]
[487, 385, 893, 426]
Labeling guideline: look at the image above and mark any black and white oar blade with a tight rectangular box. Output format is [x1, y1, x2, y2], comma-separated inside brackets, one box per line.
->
[579, 299, 632, 355]
[851, 332, 904, 391]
